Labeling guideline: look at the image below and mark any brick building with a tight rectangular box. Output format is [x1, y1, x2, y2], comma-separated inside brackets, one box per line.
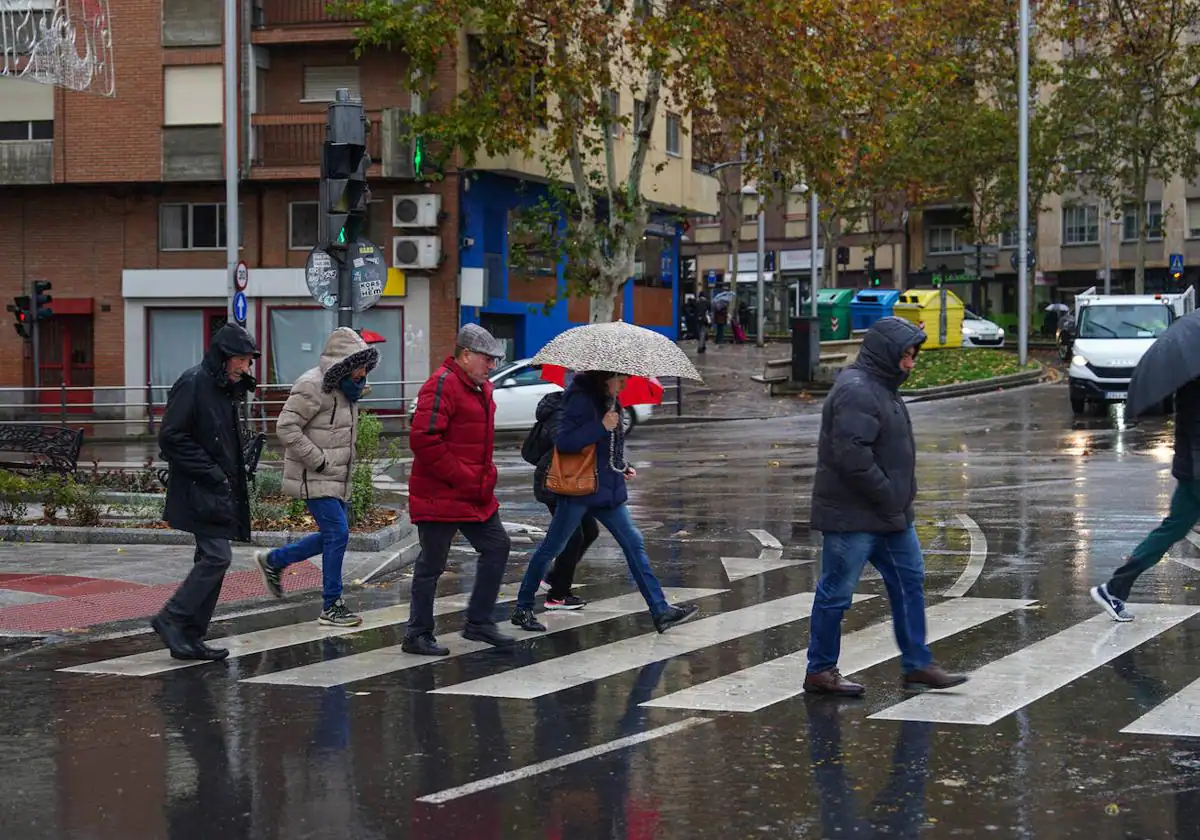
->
[0, 0, 459, 421]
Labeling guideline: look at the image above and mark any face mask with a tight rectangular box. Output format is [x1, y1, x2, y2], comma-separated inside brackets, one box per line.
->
[339, 377, 365, 403]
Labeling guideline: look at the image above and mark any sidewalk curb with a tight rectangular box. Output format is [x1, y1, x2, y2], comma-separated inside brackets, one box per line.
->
[358, 530, 422, 584]
[0, 517, 416, 552]
[901, 364, 1047, 402]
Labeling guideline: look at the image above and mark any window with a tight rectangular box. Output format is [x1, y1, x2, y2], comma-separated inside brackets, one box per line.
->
[665, 112, 681, 156]
[148, 309, 220, 404]
[159, 203, 244, 250]
[0, 120, 51, 141]
[606, 89, 620, 137]
[633, 99, 646, 134]
[1000, 225, 1034, 249]
[496, 364, 545, 387]
[289, 201, 319, 250]
[163, 65, 223, 126]
[1122, 201, 1163, 241]
[0, 2, 52, 56]
[634, 235, 666, 287]
[302, 66, 361, 103]
[1063, 204, 1099, 245]
[269, 307, 404, 409]
[927, 227, 963, 255]
[0, 77, 53, 125]
[1188, 198, 1200, 238]
[693, 213, 720, 227]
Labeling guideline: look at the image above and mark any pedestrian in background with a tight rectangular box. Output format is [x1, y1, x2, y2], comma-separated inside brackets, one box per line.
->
[254, 327, 379, 627]
[403, 324, 515, 656]
[153, 323, 260, 662]
[805, 317, 968, 696]
[521, 383, 595, 610]
[511, 369, 698, 634]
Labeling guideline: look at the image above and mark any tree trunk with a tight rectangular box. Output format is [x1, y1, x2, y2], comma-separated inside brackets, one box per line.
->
[590, 291, 617, 323]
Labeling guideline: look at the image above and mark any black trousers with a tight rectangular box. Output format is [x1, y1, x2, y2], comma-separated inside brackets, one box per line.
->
[406, 512, 511, 640]
[544, 502, 599, 599]
[163, 536, 233, 638]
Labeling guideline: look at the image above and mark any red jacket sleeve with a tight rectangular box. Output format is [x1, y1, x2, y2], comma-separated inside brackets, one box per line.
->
[409, 369, 473, 486]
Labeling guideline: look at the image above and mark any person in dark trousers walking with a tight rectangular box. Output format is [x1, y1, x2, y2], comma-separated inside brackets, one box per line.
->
[402, 324, 515, 656]
[254, 327, 379, 627]
[1092, 377, 1200, 621]
[152, 323, 260, 661]
[695, 292, 712, 353]
[521, 387, 596, 609]
[804, 317, 968, 697]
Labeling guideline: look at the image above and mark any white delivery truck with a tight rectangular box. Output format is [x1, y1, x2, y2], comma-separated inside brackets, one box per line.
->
[1067, 285, 1194, 414]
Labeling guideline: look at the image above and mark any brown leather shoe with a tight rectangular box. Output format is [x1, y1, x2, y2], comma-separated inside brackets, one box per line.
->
[803, 668, 865, 697]
[903, 663, 968, 691]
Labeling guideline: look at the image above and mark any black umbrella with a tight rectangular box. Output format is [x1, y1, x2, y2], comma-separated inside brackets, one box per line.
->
[1127, 309, 1200, 417]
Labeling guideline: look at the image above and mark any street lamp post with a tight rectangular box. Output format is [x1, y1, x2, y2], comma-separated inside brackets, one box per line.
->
[224, 0, 239, 324]
[1017, 0, 1030, 366]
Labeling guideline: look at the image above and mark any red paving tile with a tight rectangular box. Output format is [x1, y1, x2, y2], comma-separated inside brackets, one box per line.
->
[0, 574, 145, 597]
[0, 563, 323, 633]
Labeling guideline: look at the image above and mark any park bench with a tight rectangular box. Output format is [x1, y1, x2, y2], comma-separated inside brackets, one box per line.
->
[0, 424, 84, 475]
[750, 354, 849, 385]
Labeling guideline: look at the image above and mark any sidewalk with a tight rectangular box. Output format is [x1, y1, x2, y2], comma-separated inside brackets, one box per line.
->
[0, 543, 407, 635]
[668, 339, 822, 422]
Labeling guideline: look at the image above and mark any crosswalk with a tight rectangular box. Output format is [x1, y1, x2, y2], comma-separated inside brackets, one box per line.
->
[56, 581, 1200, 741]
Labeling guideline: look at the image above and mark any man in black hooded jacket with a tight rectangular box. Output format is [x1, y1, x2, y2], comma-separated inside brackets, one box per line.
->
[152, 323, 260, 661]
[804, 317, 968, 697]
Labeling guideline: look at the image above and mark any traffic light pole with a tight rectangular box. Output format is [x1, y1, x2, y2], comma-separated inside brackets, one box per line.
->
[29, 282, 40, 391]
[224, 0, 239, 326]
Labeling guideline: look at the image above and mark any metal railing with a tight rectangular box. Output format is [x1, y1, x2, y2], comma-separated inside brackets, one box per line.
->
[254, 0, 358, 27]
[252, 114, 382, 168]
[0, 377, 685, 431]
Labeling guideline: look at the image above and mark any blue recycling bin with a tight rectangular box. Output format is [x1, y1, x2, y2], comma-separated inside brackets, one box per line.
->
[850, 289, 901, 331]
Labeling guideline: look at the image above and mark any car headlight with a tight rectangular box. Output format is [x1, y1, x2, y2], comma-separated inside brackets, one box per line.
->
[997, 328, 1005, 338]
[1072, 354, 1088, 368]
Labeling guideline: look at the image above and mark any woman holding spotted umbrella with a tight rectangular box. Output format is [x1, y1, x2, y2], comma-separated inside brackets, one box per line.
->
[510, 322, 704, 634]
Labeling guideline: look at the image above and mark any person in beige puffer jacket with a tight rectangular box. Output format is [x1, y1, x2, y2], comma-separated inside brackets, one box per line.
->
[254, 327, 379, 627]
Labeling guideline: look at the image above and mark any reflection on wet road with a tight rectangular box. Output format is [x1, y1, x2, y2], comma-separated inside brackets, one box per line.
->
[6, 383, 1200, 838]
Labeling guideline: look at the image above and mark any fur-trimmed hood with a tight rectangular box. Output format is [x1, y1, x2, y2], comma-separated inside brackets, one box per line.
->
[318, 327, 379, 392]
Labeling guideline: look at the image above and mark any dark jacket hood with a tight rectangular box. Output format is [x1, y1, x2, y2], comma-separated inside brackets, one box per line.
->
[536, 390, 564, 422]
[202, 323, 261, 393]
[854, 317, 926, 390]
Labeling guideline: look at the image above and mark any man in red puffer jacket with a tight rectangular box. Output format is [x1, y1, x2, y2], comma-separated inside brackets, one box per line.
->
[403, 324, 515, 655]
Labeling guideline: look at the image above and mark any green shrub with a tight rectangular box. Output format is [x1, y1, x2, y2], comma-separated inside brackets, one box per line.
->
[0, 471, 30, 524]
[65, 481, 103, 528]
[349, 462, 374, 525]
[254, 468, 283, 498]
[356, 410, 382, 462]
[39, 474, 73, 523]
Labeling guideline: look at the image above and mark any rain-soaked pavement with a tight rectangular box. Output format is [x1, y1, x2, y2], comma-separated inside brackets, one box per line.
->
[6, 382, 1200, 839]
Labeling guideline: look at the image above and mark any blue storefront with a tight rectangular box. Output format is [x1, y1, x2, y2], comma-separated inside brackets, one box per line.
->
[458, 172, 682, 361]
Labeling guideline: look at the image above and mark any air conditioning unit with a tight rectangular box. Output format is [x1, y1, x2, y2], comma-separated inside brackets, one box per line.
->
[393, 235, 441, 270]
[393, 194, 440, 228]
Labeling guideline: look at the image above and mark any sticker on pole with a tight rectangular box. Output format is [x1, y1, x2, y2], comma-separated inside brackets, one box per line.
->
[305, 247, 338, 310]
[350, 240, 386, 313]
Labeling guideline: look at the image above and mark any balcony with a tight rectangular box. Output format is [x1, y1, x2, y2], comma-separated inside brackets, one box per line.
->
[250, 113, 381, 179]
[0, 140, 53, 185]
[251, 0, 359, 44]
[163, 127, 223, 181]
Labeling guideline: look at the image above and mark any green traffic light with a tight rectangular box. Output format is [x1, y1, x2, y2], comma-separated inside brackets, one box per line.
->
[413, 137, 424, 176]
[337, 228, 346, 245]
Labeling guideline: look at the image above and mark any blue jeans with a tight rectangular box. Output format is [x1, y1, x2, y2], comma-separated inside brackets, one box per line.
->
[807, 526, 932, 675]
[517, 500, 669, 616]
[268, 497, 349, 610]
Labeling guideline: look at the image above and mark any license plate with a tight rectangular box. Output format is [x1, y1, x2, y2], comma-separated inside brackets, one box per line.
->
[1105, 392, 1127, 401]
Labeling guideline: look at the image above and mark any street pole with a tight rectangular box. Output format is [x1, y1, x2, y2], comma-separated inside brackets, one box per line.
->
[810, 190, 819, 318]
[755, 189, 766, 347]
[224, 0, 239, 324]
[29, 282, 40, 391]
[1017, 0, 1030, 366]
[1101, 196, 1112, 294]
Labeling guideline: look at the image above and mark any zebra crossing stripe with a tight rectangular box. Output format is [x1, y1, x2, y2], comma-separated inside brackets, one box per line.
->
[871, 603, 1200, 727]
[642, 597, 1033, 713]
[58, 591, 519, 677]
[1121, 675, 1200, 738]
[239, 588, 726, 688]
[432, 591, 875, 700]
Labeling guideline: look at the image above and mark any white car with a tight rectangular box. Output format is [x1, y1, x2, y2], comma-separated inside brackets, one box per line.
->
[962, 309, 1006, 347]
[410, 359, 653, 434]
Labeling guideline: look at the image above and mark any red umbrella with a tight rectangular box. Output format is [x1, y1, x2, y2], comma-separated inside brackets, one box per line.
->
[358, 329, 387, 344]
[540, 364, 664, 406]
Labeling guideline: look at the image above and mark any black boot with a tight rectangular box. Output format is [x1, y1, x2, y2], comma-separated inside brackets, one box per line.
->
[401, 633, 450, 656]
[463, 622, 515, 647]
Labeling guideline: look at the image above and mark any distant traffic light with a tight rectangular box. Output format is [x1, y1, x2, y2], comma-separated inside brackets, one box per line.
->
[320, 91, 371, 250]
[32, 280, 52, 319]
[7, 296, 30, 340]
[865, 255, 881, 287]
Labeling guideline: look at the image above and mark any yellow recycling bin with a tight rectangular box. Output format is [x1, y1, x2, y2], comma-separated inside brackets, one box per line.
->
[893, 288, 965, 349]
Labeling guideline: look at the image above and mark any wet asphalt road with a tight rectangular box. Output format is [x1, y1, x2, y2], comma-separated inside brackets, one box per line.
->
[6, 383, 1200, 839]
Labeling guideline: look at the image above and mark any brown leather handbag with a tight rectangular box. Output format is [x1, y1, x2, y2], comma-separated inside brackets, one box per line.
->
[546, 444, 598, 496]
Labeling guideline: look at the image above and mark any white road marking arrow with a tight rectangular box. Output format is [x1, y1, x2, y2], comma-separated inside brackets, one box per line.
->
[721, 529, 817, 582]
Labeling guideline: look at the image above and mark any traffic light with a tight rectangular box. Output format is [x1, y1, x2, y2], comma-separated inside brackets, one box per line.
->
[865, 255, 881, 287]
[7, 296, 30, 340]
[32, 280, 51, 319]
[1172, 268, 1184, 289]
[320, 91, 371, 250]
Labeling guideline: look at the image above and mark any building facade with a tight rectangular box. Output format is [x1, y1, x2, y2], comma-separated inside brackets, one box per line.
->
[0, 0, 460, 421]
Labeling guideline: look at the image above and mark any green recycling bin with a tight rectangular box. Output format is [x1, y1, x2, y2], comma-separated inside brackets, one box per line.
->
[816, 288, 856, 340]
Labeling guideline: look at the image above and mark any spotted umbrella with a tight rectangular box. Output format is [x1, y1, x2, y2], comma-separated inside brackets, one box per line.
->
[531, 320, 703, 381]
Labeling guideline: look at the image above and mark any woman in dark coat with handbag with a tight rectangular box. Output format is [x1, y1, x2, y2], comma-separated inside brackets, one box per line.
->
[511, 370, 699, 633]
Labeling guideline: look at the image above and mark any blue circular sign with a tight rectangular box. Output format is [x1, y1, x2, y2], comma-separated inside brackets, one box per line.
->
[233, 291, 248, 325]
